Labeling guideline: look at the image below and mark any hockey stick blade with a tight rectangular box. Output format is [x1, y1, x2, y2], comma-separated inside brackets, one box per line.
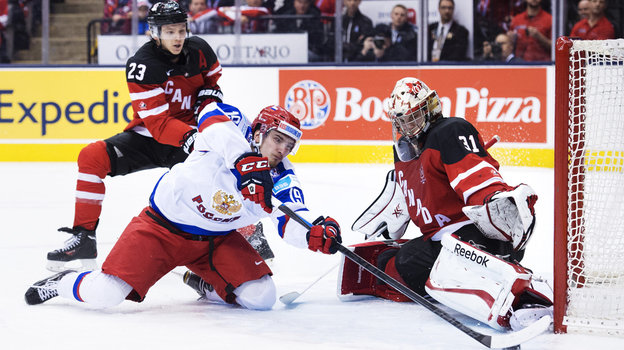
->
[279, 264, 339, 305]
[275, 202, 550, 349]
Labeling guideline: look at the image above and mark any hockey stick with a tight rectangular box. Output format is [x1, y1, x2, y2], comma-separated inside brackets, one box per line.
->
[275, 202, 550, 350]
[279, 263, 338, 305]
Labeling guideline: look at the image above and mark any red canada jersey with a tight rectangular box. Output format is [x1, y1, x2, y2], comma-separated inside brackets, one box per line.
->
[124, 36, 222, 147]
[394, 117, 512, 241]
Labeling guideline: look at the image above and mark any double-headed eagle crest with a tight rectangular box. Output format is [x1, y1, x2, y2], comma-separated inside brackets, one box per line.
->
[212, 190, 242, 215]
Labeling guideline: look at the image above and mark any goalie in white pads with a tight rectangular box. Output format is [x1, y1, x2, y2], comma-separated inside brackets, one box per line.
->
[342, 77, 552, 330]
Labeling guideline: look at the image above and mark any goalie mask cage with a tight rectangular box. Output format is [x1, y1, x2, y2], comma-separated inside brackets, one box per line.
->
[554, 37, 624, 336]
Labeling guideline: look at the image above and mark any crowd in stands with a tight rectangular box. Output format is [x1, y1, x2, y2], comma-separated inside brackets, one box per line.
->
[0, 0, 36, 63]
[1, 0, 623, 64]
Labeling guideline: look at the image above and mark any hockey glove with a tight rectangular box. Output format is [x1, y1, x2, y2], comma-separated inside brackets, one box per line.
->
[307, 216, 342, 254]
[180, 129, 198, 154]
[462, 184, 538, 251]
[193, 86, 224, 120]
[233, 152, 273, 213]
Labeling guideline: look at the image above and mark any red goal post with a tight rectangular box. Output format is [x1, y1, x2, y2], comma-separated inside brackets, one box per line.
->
[554, 37, 624, 336]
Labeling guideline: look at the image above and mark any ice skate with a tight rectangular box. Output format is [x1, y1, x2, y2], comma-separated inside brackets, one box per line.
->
[46, 226, 97, 272]
[238, 222, 275, 262]
[25, 270, 74, 305]
[510, 305, 554, 331]
[182, 270, 214, 298]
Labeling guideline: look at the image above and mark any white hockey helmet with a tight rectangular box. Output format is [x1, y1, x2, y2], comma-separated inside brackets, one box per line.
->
[387, 77, 442, 140]
[386, 78, 443, 161]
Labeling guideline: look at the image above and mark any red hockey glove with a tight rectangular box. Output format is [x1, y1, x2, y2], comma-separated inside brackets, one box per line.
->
[180, 129, 198, 154]
[307, 216, 342, 254]
[233, 152, 273, 213]
[193, 86, 224, 119]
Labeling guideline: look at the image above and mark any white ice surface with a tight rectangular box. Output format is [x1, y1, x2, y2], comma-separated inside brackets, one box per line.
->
[1, 162, 623, 349]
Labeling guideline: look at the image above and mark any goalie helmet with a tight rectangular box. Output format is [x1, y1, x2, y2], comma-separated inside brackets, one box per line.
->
[147, 1, 188, 40]
[386, 78, 442, 161]
[251, 105, 303, 155]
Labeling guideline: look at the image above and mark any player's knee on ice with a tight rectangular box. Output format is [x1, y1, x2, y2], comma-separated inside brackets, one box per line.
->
[58, 271, 133, 308]
[234, 274, 276, 310]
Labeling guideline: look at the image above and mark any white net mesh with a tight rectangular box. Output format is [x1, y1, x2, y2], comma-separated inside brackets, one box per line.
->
[564, 39, 624, 335]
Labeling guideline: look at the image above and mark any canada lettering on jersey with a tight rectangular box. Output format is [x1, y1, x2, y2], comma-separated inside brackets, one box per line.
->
[164, 80, 192, 110]
[394, 117, 506, 239]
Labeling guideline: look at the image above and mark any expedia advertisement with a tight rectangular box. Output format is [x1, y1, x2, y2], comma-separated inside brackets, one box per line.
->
[279, 67, 548, 144]
[0, 69, 130, 140]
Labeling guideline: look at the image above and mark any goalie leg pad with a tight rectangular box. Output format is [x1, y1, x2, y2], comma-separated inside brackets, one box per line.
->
[351, 170, 411, 240]
[425, 235, 532, 330]
[337, 240, 410, 302]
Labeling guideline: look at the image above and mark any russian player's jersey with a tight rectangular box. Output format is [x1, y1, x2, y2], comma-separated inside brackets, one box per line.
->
[124, 36, 222, 147]
[394, 117, 512, 241]
[149, 103, 313, 249]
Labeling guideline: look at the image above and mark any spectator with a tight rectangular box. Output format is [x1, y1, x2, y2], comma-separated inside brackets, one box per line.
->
[474, 0, 524, 58]
[508, 0, 552, 62]
[205, 0, 234, 7]
[0, 0, 8, 62]
[570, 0, 615, 40]
[137, 0, 151, 34]
[354, 23, 410, 62]
[315, 0, 334, 17]
[427, 0, 468, 62]
[188, 0, 223, 34]
[188, 0, 212, 34]
[104, 0, 150, 35]
[342, 0, 373, 62]
[218, 0, 271, 33]
[6, 0, 30, 53]
[273, 0, 325, 61]
[481, 33, 521, 63]
[389, 4, 417, 60]
[578, 0, 591, 20]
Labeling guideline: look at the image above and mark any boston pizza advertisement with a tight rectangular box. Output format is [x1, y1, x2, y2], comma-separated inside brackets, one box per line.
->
[278, 67, 548, 144]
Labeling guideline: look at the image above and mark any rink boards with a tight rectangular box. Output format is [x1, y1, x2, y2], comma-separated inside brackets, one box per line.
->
[0, 66, 554, 167]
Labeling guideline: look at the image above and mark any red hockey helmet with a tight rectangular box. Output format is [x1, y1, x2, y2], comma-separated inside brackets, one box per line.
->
[252, 105, 303, 155]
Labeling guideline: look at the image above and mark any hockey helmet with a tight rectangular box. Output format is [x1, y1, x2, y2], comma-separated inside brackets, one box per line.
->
[251, 105, 303, 155]
[147, 1, 188, 40]
[386, 77, 443, 161]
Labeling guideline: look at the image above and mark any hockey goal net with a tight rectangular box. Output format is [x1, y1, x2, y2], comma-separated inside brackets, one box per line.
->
[554, 37, 624, 335]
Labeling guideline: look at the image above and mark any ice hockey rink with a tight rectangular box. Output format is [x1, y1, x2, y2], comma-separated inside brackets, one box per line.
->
[1, 162, 623, 349]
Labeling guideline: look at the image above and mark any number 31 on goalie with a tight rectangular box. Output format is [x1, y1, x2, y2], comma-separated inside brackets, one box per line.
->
[458, 135, 480, 153]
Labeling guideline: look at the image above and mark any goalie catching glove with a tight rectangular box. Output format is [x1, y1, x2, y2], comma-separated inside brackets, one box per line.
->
[462, 184, 538, 251]
[307, 216, 342, 254]
[233, 152, 273, 213]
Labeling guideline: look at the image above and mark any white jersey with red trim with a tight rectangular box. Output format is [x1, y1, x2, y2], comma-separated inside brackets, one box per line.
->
[149, 103, 314, 249]
[124, 36, 222, 147]
[394, 117, 513, 241]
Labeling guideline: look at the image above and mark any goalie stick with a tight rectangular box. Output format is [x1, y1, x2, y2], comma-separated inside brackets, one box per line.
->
[275, 201, 550, 350]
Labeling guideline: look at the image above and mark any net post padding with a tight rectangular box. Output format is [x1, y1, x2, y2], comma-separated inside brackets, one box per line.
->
[554, 36, 573, 334]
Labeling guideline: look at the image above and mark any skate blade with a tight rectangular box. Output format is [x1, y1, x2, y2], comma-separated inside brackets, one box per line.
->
[46, 259, 98, 272]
